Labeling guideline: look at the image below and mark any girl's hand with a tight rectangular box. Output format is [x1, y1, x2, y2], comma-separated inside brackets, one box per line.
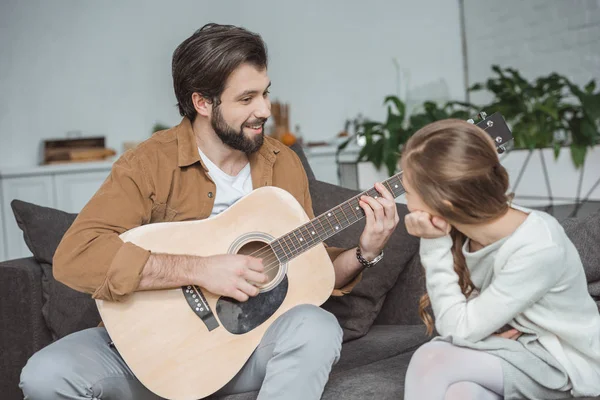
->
[404, 211, 451, 239]
[494, 328, 522, 340]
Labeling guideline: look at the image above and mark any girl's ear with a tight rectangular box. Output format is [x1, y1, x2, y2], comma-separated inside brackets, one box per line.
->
[192, 93, 211, 118]
[442, 199, 454, 210]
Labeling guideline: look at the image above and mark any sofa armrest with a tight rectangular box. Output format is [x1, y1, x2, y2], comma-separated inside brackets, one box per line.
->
[0, 257, 52, 399]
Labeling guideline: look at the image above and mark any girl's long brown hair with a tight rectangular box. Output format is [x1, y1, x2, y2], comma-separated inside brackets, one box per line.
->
[401, 119, 513, 335]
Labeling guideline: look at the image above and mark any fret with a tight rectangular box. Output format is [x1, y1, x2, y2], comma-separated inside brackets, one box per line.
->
[328, 207, 343, 233]
[274, 239, 293, 263]
[352, 197, 365, 218]
[314, 215, 330, 239]
[270, 241, 287, 262]
[308, 221, 324, 242]
[365, 188, 379, 199]
[279, 235, 293, 257]
[338, 203, 351, 227]
[282, 234, 298, 254]
[321, 211, 336, 235]
[348, 198, 360, 219]
[343, 201, 359, 224]
[291, 230, 304, 250]
[383, 181, 395, 196]
[386, 173, 405, 197]
[298, 225, 312, 248]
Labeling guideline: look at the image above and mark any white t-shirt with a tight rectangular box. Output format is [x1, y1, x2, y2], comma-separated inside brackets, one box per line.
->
[198, 148, 253, 218]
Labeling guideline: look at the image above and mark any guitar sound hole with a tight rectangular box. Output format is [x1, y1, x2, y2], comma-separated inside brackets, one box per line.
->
[236, 240, 281, 289]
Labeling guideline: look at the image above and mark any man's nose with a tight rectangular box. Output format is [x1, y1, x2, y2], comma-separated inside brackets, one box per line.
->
[254, 98, 271, 119]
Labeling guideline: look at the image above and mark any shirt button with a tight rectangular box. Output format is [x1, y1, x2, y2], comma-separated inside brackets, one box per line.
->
[208, 192, 213, 198]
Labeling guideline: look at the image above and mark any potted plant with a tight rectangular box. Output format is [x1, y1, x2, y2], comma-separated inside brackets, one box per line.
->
[469, 65, 600, 168]
[337, 96, 478, 177]
[468, 66, 600, 215]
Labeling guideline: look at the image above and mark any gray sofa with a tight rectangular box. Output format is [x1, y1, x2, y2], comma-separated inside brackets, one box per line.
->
[1, 146, 599, 400]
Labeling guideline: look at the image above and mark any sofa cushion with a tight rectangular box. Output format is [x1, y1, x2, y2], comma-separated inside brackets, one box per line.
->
[11, 199, 77, 265]
[376, 253, 426, 326]
[289, 142, 316, 181]
[333, 324, 429, 373]
[561, 209, 600, 307]
[210, 325, 429, 400]
[39, 262, 101, 340]
[310, 179, 420, 342]
[11, 200, 100, 340]
[209, 353, 416, 400]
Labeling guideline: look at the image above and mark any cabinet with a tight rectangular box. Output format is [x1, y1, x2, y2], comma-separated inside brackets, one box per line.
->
[0, 161, 113, 261]
[303, 143, 361, 186]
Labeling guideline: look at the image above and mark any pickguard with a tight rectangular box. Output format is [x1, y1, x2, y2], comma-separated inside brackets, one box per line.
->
[215, 276, 289, 334]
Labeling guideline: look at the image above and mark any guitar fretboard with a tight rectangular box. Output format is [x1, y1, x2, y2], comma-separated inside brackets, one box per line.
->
[270, 172, 405, 263]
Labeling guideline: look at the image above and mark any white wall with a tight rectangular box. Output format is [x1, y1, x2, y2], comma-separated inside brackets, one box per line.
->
[0, 0, 465, 168]
[464, 0, 600, 103]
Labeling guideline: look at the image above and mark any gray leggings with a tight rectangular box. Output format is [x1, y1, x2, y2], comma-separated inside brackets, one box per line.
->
[19, 304, 343, 400]
[404, 341, 505, 400]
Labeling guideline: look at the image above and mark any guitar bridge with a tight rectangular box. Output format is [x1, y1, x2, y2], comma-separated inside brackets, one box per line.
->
[182, 285, 219, 331]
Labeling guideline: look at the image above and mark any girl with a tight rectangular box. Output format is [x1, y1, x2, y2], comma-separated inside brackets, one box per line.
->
[401, 119, 600, 400]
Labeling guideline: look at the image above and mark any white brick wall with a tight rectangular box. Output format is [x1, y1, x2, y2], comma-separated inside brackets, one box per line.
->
[464, 0, 600, 104]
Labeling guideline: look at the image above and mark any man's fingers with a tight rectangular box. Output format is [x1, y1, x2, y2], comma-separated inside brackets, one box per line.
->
[360, 199, 375, 223]
[237, 279, 260, 297]
[378, 198, 398, 221]
[245, 257, 264, 272]
[375, 182, 395, 201]
[361, 195, 384, 215]
[231, 290, 250, 303]
[243, 269, 268, 285]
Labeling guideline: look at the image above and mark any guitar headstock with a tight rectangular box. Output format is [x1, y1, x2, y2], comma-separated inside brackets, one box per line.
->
[469, 111, 513, 154]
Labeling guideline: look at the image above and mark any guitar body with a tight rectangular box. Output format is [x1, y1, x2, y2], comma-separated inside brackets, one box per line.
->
[96, 187, 335, 400]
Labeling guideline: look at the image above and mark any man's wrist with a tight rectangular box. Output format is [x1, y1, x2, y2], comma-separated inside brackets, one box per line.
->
[356, 246, 384, 268]
[358, 246, 380, 262]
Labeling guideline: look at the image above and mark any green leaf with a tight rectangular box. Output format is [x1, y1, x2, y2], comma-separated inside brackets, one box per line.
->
[468, 83, 483, 91]
[585, 80, 596, 94]
[384, 95, 406, 120]
[337, 136, 354, 153]
[570, 144, 587, 169]
[553, 142, 561, 159]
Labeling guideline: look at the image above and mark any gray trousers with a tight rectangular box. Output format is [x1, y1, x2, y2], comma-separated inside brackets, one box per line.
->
[20, 304, 343, 400]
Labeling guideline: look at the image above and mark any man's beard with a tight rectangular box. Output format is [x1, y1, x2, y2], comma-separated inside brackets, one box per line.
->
[211, 106, 266, 154]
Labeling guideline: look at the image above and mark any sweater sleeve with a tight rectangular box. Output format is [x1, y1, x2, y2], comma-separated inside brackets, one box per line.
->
[421, 236, 565, 342]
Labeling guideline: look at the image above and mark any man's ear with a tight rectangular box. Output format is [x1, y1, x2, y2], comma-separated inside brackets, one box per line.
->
[192, 93, 211, 118]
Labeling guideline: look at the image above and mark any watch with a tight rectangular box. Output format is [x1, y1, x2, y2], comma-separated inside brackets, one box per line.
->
[356, 247, 384, 268]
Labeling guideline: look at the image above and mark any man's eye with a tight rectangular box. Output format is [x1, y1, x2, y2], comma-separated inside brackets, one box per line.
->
[263, 90, 270, 97]
[241, 97, 251, 103]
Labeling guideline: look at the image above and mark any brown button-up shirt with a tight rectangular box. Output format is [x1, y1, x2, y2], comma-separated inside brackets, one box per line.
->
[53, 118, 358, 301]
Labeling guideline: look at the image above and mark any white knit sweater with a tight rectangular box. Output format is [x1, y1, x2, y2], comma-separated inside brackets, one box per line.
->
[421, 208, 600, 397]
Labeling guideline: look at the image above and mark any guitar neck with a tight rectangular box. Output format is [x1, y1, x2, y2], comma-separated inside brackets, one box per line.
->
[269, 112, 513, 263]
[270, 172, 405, 263]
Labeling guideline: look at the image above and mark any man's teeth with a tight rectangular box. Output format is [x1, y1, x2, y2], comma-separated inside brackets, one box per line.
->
[247, 124, 262, 129]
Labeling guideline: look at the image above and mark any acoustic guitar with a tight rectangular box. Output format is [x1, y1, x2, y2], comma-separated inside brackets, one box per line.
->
[96, 112, 513, 399]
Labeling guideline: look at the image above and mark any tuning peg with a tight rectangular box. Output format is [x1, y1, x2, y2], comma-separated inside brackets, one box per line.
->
[467, 119, 475, 124]
[478, 111, 487, 120]
[497, 145, 506, 154]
